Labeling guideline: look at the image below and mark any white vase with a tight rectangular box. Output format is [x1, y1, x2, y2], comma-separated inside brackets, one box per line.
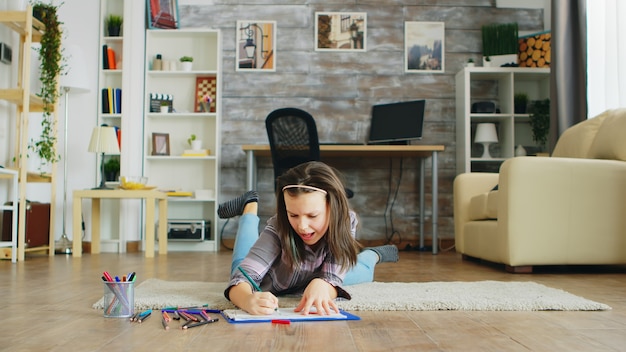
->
[191, 140, 202, 151]
[515, 145, 527, 157]
[181, 61, 192, 71]
[160, 106, 169, 113]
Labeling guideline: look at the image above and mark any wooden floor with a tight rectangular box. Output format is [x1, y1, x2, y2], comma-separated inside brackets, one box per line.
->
[1, 249, 625, 351]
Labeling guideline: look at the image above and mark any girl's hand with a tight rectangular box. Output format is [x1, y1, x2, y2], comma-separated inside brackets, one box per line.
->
[242, 291, 279, 315]
[229, 282, 278, 315]
[294, 278, 339, 315]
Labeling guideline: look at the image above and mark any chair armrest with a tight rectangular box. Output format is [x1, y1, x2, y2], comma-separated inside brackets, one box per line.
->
[498, 156, 626, 265]
[453, 172, 499, 252]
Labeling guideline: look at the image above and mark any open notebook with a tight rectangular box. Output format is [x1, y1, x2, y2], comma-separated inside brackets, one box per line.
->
[221, 307, 360, 324]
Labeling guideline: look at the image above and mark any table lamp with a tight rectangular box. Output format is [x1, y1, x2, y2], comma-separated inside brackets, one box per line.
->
[474, 123, 498, 159]
[89, 126, 121, 189]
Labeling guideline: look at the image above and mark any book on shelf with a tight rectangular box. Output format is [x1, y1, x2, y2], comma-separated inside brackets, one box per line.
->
[113, 126, 121, 148]
[102, 45, 108, 69]
[107, 47, 116, 70]
[182, 149, 209, 157]
[101, 88, 122, 114]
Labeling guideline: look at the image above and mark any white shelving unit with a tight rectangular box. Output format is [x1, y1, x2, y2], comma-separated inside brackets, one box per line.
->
[94, 0, 146, 253]
[97, 0, 123, 185]
[0, 169, 18, 262]
[144, 29, 222, 252]
[455, 67, 550, 174]
[0, 7, 57, 261]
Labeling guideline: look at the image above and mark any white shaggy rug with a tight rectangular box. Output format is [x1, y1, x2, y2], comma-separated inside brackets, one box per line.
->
[93, 279, 611, 312]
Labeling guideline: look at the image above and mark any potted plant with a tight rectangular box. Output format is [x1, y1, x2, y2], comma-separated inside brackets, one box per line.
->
[103, 157, 120, 182]
[481, 23, 519, 67]
[106, 14, 123, 37]
[30, 1, 63, 171]
[187, 134, 202, 150]
[160, 100, 169, 113]
[529, 98, 550, 151]
[179, 56, 193, 71]
[466, 58, 475, 67]
[514, 93, 529, 114]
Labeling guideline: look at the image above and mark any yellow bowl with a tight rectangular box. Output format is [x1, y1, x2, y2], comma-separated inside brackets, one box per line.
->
[119, 176, 148, 190]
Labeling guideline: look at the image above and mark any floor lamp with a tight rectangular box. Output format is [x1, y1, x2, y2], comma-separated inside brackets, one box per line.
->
[55, 45, 90, 254]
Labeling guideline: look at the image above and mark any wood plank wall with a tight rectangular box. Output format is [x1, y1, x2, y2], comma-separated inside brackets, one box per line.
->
[179, 1, 544, 246]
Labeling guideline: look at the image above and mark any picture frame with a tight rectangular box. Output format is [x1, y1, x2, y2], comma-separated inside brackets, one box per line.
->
[151, 133, 170, 156]
[236, 20, 276, 71]
[194, 76, 217, 112]
[146, 0, 179, 29]
[405, 22, 445, 73]
[315, 12, 366, 52]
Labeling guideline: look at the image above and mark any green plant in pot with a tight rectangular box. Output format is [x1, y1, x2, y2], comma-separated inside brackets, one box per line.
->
[106, 14, 123, 37]
[103, 157, 120, 182]
[180, 56, 193, 71]
[514, 93, 529, 114]
[481, 23, 519, 67]
[30, 1, 64, 171]
[529, 99, 550, 151]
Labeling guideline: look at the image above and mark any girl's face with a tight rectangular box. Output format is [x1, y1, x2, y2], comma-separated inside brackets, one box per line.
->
[284, 191, 329, 246]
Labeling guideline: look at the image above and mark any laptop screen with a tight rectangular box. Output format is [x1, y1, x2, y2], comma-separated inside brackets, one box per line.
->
[367, 100, 426, 144]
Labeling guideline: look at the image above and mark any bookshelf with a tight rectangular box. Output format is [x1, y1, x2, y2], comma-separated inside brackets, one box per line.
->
[0, 7, 57, 261]
[455, 67, 550, 174]
[97, 0, 123, 185]
[143, 29, 222, 252]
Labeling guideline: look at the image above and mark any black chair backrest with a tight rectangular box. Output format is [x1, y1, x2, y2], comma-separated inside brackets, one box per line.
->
[265, 108, 321, 188]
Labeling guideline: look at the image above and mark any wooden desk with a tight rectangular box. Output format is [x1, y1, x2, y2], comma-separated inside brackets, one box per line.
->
[241, 144, 445, 254]
[72, 189, 168, 258]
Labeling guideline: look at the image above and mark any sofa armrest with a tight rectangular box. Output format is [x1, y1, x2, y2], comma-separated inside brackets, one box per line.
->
[453, 172, 499, 252]
[498, 156, 626, 265]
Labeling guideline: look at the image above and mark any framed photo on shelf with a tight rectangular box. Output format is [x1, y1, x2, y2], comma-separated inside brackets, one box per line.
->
[146, 0, 179, 29]
[405, 21, 445, 73]
[194, 76, 217, 112]
[236, 20, 276, 71]
[315, 12, 366, 52]
[152, 133, 170, 156]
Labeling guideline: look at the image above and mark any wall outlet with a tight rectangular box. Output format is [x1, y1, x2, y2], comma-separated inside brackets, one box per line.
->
[1, 42, 12, 64]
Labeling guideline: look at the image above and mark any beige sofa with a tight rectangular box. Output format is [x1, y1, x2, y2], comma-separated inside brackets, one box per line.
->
[454, 108, 626, 272]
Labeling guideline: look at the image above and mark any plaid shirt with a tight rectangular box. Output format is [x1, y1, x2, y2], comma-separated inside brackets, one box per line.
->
[225, 211, 357, 301]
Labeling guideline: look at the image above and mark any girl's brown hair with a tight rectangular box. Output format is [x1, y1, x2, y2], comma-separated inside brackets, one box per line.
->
[275, 161, 361, 269]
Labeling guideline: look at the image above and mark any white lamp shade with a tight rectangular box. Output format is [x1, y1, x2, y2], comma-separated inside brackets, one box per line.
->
[88, 127, 120, 155]
[474, 123, 499, 143]
[60, 45, 90, 93]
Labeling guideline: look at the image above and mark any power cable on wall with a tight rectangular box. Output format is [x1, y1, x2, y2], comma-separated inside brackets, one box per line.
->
[383, 158, 403, 245]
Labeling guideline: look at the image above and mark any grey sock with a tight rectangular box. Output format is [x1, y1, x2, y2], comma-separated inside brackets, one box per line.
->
[217, 191, 259, 219]
[366, 245, 399, 263]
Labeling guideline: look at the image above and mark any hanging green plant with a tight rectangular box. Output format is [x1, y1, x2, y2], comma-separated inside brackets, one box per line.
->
[29, 1, 64, 170]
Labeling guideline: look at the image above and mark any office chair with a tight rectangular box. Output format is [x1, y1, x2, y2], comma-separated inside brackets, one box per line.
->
[265, 107, 353, 198]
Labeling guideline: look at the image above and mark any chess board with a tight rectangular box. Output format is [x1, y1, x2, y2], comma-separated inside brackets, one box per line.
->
[194, 76, 217, 113]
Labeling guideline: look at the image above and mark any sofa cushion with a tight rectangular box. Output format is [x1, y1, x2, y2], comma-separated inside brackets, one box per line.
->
[587, 108, 626, 161]
[468, 190, 499, 220]
[552, 111, 609, 158]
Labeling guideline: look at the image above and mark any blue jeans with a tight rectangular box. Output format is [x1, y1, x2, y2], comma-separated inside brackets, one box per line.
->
[231, 214, 377, 286]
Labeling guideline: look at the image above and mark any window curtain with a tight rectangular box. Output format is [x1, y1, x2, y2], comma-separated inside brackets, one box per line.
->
[549, 0, 587, 152]
[586, 0, 626, 117]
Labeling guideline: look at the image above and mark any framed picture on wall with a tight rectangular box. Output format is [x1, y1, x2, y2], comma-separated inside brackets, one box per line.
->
[194, 76, 217, 112]
[146, 0, 179, 29]
[151, 133, 170, 156]
[236, 20, 276, 71]
[405, 22, 445, 73]
[315, 12, 366, 52]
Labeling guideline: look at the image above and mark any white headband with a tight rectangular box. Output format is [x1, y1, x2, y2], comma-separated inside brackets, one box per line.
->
[282, 185, 328, 195]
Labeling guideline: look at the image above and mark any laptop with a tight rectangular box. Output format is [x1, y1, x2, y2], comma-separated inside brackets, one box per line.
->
[367, 100, 426, 145]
